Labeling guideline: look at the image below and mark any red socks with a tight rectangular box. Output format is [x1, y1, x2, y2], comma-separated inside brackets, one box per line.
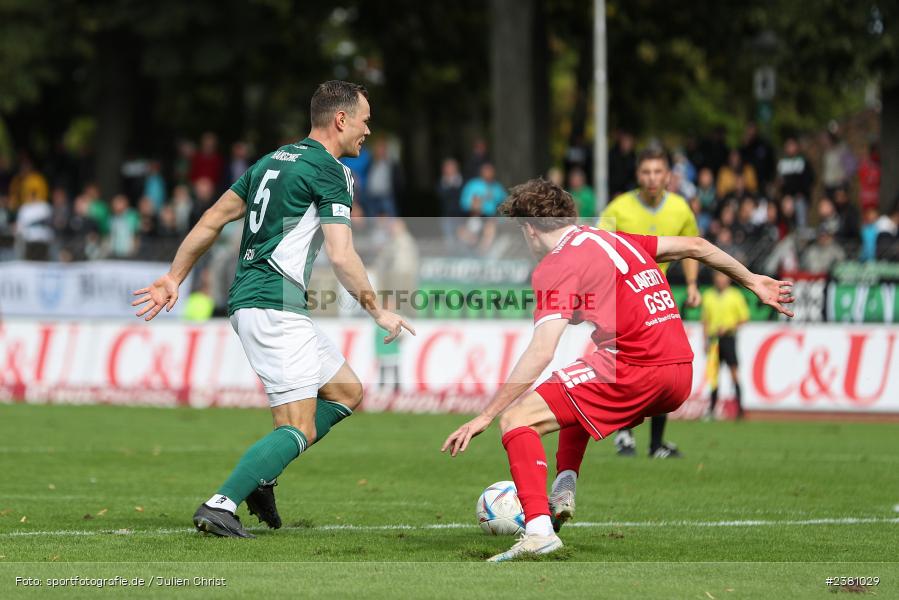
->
[555, 425, 590, 475]
[501, 426, 550, 522]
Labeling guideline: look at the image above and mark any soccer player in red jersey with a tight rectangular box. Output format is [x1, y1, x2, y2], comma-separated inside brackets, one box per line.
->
[442, 179, 794, 561]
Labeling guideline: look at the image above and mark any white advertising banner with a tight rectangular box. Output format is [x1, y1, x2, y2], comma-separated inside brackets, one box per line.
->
[0, 261, 189, 318]
[0, 319, 895, 414]
[738, 323, 899, 413]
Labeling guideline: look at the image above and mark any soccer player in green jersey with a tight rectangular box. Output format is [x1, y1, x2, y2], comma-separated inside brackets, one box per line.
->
[133, 81, 414, 538]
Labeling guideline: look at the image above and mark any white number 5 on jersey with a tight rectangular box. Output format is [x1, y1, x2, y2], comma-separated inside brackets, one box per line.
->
[249, 169, 280, 233]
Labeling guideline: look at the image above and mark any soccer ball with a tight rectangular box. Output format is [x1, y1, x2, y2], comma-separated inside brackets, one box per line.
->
[476, 481, 525, 535]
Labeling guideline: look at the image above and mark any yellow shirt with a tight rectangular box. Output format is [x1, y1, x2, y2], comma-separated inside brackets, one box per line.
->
[701, 287, 750, 335]
[598, 190, 698, 273]
[9, 172, 49, 210]
[183, 291, 215, 322]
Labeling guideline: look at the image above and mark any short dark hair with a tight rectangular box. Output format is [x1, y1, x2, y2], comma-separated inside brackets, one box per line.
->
[636, 147, 669, 168]
[499, 178, 577, 232]
[310, 80, 369, 128]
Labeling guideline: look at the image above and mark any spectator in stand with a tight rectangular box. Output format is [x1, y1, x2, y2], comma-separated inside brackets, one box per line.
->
[456, 195, 496, 256]
[710, 201, 737, 246]
[777, 194, 798, 239]
[173, 139, 195, 186]
[816, 197, 840, 234]
[857, 142, 881, 212]
[156, 204, 180, 239]
[464, 138, 490, 180]
[227, 141, 250, 187]
[49, 187, 71, 239]
[732, 196, 759, 246]
[364, 138, 402, 218]
[832, 187, 859, 241]
[715, 226, 737, 258]
[740, 121, 776, 192]
[673, 149, 696, 188]
[821, 130, 856, 197]
[761, 199, 781, 242]
[608, 130, 636, 197]
[717, 149, 758, 198]
[189, 132, 224, 188]
[777, 136, 814, 227]
[563, 134, 593, 184]
[143, 160, 167, 212]
[342, 144, 372, 204]
[667, 161, 697, 201]
[697, 126, 729, 176]
[65, 194, 100, 260]
[689, 196, 711, 235]
[136, 196, 158, 243]
[801, 221, 845, 274]
[875, 205, 899, 260]
[171, 184, 193, 233]
[721, 175, 748, 211]
[696, 167, 717, 215]
[108, 194, 139, 258]
[546, 166, 564, 188]
[189, 177, 216, 228]
[460, 162, 506, 217]
[437, 157, 464, 242]
[763, 225, 801, 277]
[860, 206, 880, 262]
[82, 183, 110, 236]
[567, 167, 595, 219]
[15, 192, 53, 260]
[8, 156, 49, 211]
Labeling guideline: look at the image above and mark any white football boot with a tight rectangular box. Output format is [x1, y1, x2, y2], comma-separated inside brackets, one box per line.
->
[549, 470, 577, 532]
[486, 532, 564, 562]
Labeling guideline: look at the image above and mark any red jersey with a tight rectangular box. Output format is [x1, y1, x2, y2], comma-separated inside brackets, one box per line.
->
[858, 157, 880, 210]
[532, 225, 693, 367]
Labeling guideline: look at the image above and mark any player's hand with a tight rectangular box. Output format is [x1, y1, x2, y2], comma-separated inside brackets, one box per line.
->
[131, 273, 180, 322]
[441, 414, 492, 457]
[748, 275, 794, 318]
[686, 283, 702, 308]
[375, 310, 416, 343]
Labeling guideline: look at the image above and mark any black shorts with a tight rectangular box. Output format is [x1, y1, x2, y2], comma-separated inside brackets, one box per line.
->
[718, 334, 738, 367]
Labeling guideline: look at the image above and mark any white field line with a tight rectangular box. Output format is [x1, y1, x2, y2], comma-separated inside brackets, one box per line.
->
[2, 517, 897, 539]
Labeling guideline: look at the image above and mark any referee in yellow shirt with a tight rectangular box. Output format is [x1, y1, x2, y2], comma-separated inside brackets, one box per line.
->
[600, 147, 701, 458]
[702, 271, 750, 419]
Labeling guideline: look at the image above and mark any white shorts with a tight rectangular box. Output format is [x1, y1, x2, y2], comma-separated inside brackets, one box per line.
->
[230, 308, 346, 407]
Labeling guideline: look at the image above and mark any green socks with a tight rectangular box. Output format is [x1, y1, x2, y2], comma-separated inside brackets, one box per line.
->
[215, 400, 352, 505]
[313, 399, 353, 444]
[218, 425, 307, 503]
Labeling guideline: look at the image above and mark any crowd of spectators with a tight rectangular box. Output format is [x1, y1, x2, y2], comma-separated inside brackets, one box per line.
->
[568, 122, 899, 278]
[3, 122, 898, 277]
[0, 132, 247, 264]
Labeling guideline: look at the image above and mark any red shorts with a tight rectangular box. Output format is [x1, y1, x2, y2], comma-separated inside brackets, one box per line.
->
[537, 352, 692, 440]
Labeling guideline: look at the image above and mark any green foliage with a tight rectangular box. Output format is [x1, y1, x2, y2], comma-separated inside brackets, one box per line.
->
[1, 1, 897, 173]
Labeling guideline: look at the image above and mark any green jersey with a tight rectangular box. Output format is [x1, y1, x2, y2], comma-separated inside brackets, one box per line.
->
[227, 138, 354, 315]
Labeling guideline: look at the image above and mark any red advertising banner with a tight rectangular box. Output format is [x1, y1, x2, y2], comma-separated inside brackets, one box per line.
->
[1, 319, 896, 414]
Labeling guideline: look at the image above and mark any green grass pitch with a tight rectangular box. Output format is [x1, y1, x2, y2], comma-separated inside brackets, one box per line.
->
[1, 403, 897, 598]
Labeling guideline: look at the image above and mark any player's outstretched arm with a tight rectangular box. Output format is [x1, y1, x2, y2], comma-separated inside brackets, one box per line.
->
[655, 236, 795, 318]
[322, 223, 415, 343]
[132, 190, 246, 321]
[441, 318, 568, 457]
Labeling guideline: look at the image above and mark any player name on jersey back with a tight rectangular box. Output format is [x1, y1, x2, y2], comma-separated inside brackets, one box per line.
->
[271, 150, 301, 162]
